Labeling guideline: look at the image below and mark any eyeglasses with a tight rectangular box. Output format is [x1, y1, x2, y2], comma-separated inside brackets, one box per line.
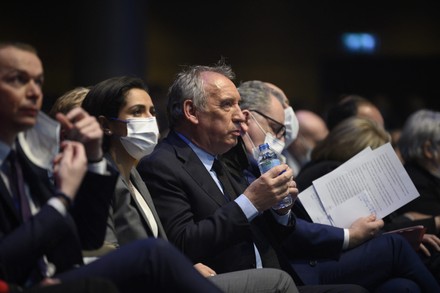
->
[249, 109, 286, 139]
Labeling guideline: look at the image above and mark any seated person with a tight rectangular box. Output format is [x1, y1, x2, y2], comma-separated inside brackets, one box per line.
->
[0, 41, 223, 293]
[234, 79, 440, 291]
[51, 76, 298, 293]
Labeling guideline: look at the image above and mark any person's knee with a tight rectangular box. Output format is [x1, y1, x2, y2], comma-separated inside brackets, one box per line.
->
[374, 278, 421, 293]
[128, 238, 178, 266]
[377, 233, 414, 254]
[264, 268, 298, 293]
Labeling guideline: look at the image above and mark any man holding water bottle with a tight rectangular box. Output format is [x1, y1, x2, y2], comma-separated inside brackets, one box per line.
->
[138, 62, 374, 292]
[236, 80, 440, 292]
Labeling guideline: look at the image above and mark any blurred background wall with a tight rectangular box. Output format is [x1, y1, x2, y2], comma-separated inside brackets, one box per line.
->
[2, 0, 439, 132]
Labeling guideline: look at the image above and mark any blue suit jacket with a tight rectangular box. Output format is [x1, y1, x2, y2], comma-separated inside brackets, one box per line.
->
[234, 149, 345, 285]
[0, 143, 117, 285]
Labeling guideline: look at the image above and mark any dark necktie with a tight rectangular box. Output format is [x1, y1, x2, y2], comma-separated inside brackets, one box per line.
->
[212, 158, 235, 201]
[213, 159, 283, 272]
[8, 150, 50, 279]
[7, 150, 32, 221]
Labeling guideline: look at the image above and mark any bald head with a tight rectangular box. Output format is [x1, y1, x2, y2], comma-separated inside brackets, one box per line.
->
[296, 110, 328, 142]
[285, 110, 328, 172]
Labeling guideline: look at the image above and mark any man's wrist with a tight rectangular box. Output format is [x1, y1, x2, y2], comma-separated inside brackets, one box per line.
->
[54, 190, 73, 208]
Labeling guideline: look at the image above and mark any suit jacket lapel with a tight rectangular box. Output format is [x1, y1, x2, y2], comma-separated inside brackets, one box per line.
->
[130, 169, 168, 240]
[168, 131, 229, 206]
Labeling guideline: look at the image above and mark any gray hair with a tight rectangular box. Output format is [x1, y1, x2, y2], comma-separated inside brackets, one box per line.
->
[166, 61, 235, 129]
[398, 109, 440, 163]
[237, 80, 272, 112]
[268, 86, 288, 106]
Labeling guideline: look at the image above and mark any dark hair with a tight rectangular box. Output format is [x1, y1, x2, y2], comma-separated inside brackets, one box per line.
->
[81, 76, 148, 151]
[325, 95, 371, 130]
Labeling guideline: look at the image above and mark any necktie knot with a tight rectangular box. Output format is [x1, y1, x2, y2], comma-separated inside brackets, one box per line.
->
[211, 158, 224, 174]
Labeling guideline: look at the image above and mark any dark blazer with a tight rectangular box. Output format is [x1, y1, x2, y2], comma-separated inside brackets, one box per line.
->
[397, 162, 440, 216]
[104, 154, 167, 246]
[0, 143, 117, 285]
[137, 131, 296, 277]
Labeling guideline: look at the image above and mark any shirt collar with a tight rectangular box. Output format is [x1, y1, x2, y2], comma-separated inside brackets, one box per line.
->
[176, 132, 216, 172]
[0, 140, 12, 167]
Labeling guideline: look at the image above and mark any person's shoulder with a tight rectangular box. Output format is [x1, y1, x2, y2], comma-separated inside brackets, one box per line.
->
[137, 139, 175, 170]
[405, 162, 439, 186]
[296, 160, 341, 191]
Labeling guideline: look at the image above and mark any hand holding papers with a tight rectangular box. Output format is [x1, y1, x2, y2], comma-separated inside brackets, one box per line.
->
[298, 143, 419, 228]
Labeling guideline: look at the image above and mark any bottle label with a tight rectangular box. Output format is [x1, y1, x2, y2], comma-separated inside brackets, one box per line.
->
[258, 158, 281, 174]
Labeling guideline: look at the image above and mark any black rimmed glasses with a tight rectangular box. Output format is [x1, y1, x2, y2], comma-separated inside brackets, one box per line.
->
[249, 109, 286, 139]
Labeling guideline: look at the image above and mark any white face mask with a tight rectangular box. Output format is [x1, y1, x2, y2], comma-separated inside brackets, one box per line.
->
[120, 117, 159, 160]
[18, 111, 60, 171]
[249, 113, 286, 160]
[283, 106, 299, 148]
[264, 132, 285, 155]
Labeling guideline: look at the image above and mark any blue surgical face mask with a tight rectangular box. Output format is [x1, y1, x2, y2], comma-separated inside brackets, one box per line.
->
[118, 117, 159, 160]
[283, 106, 299, 148]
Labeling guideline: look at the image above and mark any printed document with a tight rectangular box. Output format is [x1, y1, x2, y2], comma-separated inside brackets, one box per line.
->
[298, 143, 419, 228]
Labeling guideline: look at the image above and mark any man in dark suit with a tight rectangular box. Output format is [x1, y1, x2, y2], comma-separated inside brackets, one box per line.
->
[235, 80, 440, 292]
[0, 41, 223, 292]
[138, 62, 371, 292]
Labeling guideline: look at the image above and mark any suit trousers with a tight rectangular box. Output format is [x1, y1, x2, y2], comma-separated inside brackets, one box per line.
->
[210, 268, 298, 293]
[12, 278, 119, 293]
[302, 233, 440, 292]
[56, 238, 222, 293]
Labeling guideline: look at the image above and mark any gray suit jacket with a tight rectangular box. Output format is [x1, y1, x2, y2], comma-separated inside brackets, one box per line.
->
[104, 154, 167, 247]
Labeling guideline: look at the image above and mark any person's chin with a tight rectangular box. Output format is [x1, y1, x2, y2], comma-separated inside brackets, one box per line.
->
[226, 139, 238, 150]
[17, 119, 37, 130]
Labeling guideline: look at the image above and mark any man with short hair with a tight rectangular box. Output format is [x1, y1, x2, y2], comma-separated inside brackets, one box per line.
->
[138, 63, 371, 293]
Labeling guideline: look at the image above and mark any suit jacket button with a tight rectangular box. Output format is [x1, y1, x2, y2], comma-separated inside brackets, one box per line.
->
[309, 260, 317, 267]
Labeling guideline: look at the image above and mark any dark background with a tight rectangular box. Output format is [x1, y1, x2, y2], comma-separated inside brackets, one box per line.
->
[2, 0, 439, 132]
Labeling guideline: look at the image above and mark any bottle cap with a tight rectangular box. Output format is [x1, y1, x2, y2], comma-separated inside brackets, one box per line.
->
[258, 143, 270, 151]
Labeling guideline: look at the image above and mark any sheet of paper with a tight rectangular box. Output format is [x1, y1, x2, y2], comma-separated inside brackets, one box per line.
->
[326, 190, 376, 228]
[304, 143, 419, 228]
[298, 186, 333, 226]
[297, 147, 373, 225]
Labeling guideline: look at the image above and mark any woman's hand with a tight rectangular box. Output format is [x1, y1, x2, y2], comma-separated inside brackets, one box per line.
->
[193, 263, 217, 278]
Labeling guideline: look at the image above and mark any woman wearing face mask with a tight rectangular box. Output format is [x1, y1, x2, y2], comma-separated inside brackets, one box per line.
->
[81, 76, 164, 249]
[81, 76, 300, 293]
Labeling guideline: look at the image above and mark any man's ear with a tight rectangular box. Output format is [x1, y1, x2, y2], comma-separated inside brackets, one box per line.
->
[423, 140, 436, 159]
[242, 109, 251, 125]
[98, 116, 112, 136]
[183, 100, 198, 124]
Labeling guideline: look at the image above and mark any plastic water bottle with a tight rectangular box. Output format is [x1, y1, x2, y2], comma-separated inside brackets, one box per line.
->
[257, 143, 293, 210]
